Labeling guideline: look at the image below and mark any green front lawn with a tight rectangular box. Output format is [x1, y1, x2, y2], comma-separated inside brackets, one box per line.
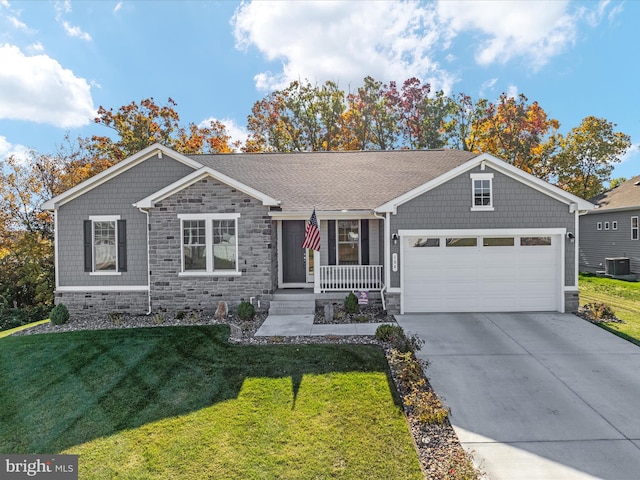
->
[579, 273, 640, 345]
[0, 326, 423, 479]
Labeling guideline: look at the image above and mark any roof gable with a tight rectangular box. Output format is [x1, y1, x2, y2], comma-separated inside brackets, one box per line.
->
[589, 175, 640, 212]
[134, 167, 280, 208]
[375, 153, 595, 213]
[41, 144, 202, 210]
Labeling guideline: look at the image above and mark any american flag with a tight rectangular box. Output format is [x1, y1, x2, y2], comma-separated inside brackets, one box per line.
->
[302, 209, 321, 251]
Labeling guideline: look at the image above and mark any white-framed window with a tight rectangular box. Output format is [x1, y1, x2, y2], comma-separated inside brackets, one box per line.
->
[604, 221, 610, 230]
[179, 213, 240, 275]
[612, 221, 618, 230]
[470, 173, 494, 211]
[337, 219, 360, 265]
[85, 215, 125, 275]
[632, 216, 639, 240]
[597, 222, 602, 231]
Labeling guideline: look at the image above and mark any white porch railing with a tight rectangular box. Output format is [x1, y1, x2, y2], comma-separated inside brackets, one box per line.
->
[318, 265, 383, 292]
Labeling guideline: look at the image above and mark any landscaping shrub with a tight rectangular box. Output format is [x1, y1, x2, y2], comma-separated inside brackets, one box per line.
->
[375, 323, 404, 341]
[0, 309, 29, 331]
[391, 332, 424, 353]
[236, 301, 255, 320]
[404, 381, 449, 424]
[49, 304, 70, 325]
[389, 350, 425, 386]
[344, 292, 359, 314]
[583, 302, 616, 320]
[25, 305, 52, 323]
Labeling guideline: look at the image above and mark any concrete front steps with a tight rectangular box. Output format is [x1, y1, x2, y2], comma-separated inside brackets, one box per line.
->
[268, 291, 315, 315]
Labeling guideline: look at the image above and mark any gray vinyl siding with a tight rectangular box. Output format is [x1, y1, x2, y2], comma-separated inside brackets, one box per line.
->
[389, 166, 576, 288]
[579, 209, 640, 274]
[56, 154, 194, 287]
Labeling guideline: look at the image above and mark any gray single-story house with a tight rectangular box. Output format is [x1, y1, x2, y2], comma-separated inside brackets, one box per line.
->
[42, 143, 594, 318]
[579, 175, 640, 275]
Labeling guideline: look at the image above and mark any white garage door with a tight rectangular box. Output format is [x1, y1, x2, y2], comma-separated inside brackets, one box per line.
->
[402, 233, 560, 313]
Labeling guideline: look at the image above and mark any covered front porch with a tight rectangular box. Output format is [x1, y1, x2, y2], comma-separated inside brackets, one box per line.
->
[276, 216, 386, 295]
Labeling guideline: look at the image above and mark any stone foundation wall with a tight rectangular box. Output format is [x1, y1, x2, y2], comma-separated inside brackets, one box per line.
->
[55, 290, 149, 320]
[564, 290, 580, 313]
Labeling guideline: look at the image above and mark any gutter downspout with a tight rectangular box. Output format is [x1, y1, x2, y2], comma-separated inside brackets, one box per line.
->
[138, 207, 152, 315]
[373, 210, 387, 311]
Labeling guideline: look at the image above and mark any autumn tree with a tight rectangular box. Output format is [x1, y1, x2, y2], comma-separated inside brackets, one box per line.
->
[92, 97, 235, 161]
[472, 93, 560, 179]
[245, 80, 347, 152]
[448, 93, 489, 152]
[551, 116, 631, 199]
[342, 76, 398, 150]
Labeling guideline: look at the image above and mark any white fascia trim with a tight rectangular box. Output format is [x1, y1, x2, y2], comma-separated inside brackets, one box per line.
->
[56, 286, 150, 292]
[134, 167, 280, 208]
[375, 153, 595, 214]
[397, 228, 566, 237]
[54, 210, 59, 289]
[269, 210, 378, 220]
[376, 156, 482, 213]
[585, 206, 640, 215]
[42, 144, 202, 210]
[475, 154, 595, 211]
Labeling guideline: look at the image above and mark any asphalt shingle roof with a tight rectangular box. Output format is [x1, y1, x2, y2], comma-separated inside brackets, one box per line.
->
[189, 149, 479, 211]
[589, 175, 640, 211]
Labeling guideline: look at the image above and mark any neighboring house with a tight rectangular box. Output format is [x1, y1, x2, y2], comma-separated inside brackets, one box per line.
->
[42, 144, 594, 318]
[579, 175, 640, 275]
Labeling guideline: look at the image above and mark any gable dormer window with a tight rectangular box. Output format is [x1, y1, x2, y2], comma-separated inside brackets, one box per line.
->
[470, 173, 494, 211]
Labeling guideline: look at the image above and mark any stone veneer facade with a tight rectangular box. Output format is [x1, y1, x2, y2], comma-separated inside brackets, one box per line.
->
[147, 178, 275, 316]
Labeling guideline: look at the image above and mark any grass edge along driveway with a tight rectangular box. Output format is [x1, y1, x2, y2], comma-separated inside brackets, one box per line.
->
[579, 273, 640, 345]
[0, 325, 424, 480]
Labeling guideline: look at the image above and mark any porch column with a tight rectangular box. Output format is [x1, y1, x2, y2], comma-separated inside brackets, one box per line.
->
[313, 220, 322, 293]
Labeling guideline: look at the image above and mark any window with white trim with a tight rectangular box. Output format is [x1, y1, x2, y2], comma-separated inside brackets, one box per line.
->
[84, 215, 126, 274]
[597, 222, 602, 231]
[180, 214, 239, 274]
[604, 221, 610, 230]
[632, 216, 639, 240]
[612, 221, 618, 230]
[470, 173, 494, 211]
[337, 220, 359, 265]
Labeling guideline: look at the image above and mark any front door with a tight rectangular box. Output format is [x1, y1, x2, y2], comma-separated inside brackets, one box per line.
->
[282, 220, 307, 283]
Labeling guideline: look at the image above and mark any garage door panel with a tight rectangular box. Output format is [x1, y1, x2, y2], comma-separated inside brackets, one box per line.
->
[403, 234, 559, 313]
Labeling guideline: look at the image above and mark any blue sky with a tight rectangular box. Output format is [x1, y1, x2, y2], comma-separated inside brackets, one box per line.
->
[0, 0, 638, 180]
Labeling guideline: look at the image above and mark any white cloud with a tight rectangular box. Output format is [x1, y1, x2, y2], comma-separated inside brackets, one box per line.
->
[620, 143, 639, 164]
[0, 44, 95, 128]
[479, 78, 497, 96]
[114, 1, 123, 13]
[55, 0, 92, 41]
[199, 117, 248, 151]
[61, 20, 91, 41]
[232, 0, 455, 93]
[506, 85, 519, 99]
[0, 135, 30, 162]
[437, 0, 577, 70]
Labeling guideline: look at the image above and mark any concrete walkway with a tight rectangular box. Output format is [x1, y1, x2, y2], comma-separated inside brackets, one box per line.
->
[397, 312, 640, 480]
[255, 314, 390, 336]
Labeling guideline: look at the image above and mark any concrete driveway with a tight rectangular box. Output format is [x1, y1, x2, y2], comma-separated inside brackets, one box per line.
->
[396, 313, 640, 480]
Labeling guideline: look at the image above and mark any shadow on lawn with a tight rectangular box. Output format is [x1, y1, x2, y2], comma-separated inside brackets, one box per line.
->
[0, 325, 396, 453]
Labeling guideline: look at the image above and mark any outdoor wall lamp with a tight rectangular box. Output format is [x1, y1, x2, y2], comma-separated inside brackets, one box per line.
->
[392, 233, 399, 245]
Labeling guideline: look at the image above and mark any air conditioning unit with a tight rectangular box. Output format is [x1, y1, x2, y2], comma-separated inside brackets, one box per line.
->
[605, 257, 630, 276]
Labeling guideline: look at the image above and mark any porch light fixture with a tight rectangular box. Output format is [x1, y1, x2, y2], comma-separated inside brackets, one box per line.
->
[392, 233, 399, 245]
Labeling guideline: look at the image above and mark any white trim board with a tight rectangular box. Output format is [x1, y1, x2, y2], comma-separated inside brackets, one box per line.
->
[42, 144, 202, 210]
[56, 286, 149, 292]
[134, 167, 280, 208]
